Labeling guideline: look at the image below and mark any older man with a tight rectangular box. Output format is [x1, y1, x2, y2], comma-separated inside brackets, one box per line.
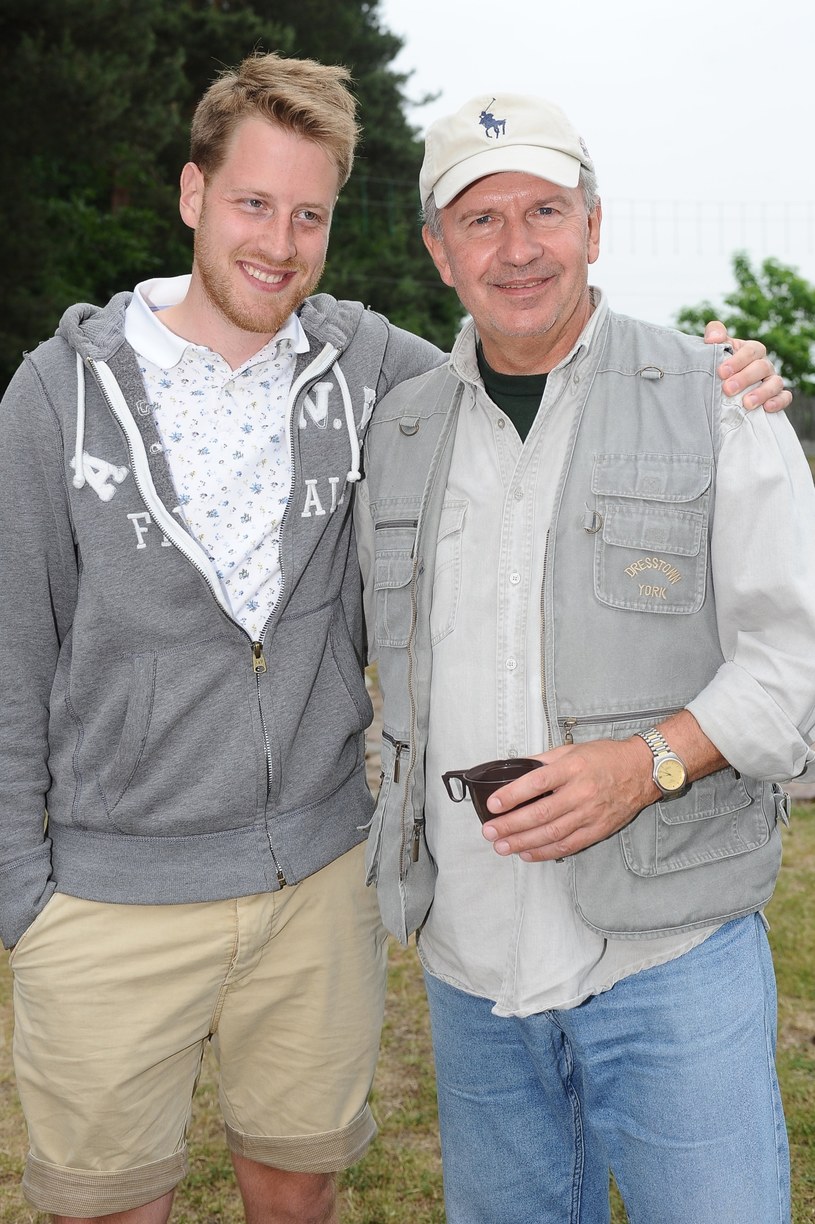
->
[357, 94, 815, 1223]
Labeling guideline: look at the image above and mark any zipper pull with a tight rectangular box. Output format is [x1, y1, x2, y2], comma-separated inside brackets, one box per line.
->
[252, 642, 267, 674]
[562, 718, 576, 744]
[393, 744, 403, 783]
[410, 819, 423, 862]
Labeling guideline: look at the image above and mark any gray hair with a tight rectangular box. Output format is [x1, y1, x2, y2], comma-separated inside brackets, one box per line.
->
[421, 165, 600, 238]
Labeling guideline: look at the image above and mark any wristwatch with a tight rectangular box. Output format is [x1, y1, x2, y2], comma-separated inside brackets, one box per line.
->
[635, 728, 689, 798]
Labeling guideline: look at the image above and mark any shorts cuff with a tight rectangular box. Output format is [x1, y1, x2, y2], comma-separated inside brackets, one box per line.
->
[22, 1147, 188, 1216]
[225, 1104, 377, 1173]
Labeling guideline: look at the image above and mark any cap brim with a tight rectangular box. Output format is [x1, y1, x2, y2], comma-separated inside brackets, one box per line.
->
[428, 146, 582, 208]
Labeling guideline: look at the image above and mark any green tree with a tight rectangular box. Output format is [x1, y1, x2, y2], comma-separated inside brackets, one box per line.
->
[0, 0, 460, 388]
[676, 252, 815, 396]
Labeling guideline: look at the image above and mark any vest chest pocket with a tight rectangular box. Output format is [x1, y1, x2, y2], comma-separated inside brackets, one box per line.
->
[591, 453, 712, 615]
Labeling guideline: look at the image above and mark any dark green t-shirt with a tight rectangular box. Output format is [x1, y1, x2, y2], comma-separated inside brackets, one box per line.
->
[476, 345, 548, 442]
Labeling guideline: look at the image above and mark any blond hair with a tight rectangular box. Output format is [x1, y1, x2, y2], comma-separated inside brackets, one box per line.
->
[190, 52, 360, 187]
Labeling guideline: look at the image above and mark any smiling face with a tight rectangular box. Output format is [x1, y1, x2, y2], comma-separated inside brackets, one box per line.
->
[423, 171, 602, 375]
[176, 116, 340, 360]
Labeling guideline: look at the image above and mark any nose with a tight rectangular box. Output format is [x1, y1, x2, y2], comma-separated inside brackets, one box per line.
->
[498, 218, 544, 267]
[261, 213, 297, 262]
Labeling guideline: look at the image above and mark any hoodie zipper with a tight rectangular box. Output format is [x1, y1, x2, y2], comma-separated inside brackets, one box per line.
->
[88, 358, 293, 880]
[88, 346, 343, 887]
[244, 342, 343, 883]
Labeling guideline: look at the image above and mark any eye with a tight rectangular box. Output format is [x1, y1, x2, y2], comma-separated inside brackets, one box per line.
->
[297, 209, 323, 224]
[472, 214, 494, 226]
[243, 198, 267, 211]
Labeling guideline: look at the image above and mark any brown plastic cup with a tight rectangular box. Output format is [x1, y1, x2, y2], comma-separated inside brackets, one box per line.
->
[442, 758, 545, 824]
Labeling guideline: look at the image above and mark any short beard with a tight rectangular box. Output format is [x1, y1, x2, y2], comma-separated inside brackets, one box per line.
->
[194, 228, 325, 339]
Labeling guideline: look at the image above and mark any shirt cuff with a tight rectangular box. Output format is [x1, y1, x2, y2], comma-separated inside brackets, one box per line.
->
[687, 660, 814, 782]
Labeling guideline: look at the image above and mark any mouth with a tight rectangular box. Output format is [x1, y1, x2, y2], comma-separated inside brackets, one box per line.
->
[495, 275, 554, 292]
[239, 261, 298, 288]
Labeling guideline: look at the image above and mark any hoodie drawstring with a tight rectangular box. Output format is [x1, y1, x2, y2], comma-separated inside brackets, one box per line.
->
[333, 362, 361, 483]
[72, 351, 87, 489]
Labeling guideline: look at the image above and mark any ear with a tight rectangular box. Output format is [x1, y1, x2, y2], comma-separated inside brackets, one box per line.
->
[179, 162, 206, 231]
[587, 199, 602, 266]
[422, 225, 455, 289]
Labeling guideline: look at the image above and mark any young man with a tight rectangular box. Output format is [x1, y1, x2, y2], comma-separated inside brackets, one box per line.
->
[0, 53, 444, 1224]
[357, 93, 815, 1223]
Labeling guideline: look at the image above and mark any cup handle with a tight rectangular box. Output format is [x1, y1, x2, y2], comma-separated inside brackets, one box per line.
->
[442, 771, 468, 802]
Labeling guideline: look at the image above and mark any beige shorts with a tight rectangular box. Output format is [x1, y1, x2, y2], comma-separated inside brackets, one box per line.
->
[10, 843, 388, 1217]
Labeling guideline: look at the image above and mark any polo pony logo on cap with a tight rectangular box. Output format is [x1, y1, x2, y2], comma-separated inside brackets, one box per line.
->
[478, 99, 506, 139]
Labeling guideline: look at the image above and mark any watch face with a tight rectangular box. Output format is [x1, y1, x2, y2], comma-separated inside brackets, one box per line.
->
[656, 758, 686, 792]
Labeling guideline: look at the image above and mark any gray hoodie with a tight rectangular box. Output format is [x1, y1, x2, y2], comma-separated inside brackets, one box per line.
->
[0, 290, 443, 948]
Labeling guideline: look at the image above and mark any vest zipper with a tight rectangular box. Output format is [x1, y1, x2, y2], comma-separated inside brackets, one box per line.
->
[401, 553, 424, 870]
[381, 730, 409, 782]
[561, 706, 682, 744]
[375, 519, 419, 531]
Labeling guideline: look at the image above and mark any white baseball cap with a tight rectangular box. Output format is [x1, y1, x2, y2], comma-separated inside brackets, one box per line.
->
[420, 93, 595, 208]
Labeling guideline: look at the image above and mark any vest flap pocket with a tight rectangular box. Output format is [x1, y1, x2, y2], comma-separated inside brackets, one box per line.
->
[374, 554, 414, 592]
[621, 770, 771, 877]
[592, 454, 710, 615]
[374, 555, 415, 648]
[592, 453, 712, 502]
[602, 503, 704, 557]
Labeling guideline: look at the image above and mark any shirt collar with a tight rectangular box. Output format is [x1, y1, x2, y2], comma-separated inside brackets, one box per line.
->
[125, 274, 310, 370]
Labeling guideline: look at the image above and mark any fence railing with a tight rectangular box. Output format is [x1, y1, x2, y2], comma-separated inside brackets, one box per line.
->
[786, 397, 814, 451]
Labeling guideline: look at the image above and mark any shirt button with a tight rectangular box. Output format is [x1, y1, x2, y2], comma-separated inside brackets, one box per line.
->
[573, 372, 581, 385]
[514, 487, 524, 501]
[507, 747, 519, 758]
[509, 572, 521, 585]
[497, 418, 506, 429]
[505, 657, 518, 671]
[149, 442, 163, 455]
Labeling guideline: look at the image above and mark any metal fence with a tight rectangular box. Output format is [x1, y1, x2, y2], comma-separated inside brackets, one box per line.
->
[788, 396, 815, 452]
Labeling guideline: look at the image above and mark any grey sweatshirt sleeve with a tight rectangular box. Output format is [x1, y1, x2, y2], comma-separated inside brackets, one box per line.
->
[377, 322, 446, 398]
[0, 352, 79, 946]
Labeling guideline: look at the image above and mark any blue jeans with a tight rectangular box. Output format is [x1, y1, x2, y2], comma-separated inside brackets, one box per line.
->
[424, 914, 790, 1224]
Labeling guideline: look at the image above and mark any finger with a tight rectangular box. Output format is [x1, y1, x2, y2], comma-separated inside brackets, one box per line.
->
[491, 813, 588, 859]
[703, 319, 728, 343]
[488, 816, 575, 858]
[726, 338, 767, 367]
[754, 388, 793, 414]
[482, 794, 558, 841]
[742, 375, 789, 411]
[485, 759, 557, 814]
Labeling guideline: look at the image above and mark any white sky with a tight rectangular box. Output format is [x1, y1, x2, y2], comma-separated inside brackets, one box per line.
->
[378, 0, 815, 326]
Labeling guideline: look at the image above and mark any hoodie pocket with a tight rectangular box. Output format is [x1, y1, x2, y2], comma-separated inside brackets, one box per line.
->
[93, 638, 263, 834]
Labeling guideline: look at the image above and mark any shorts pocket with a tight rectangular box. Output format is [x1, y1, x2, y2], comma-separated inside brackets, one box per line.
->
[8, 892, 63, 968]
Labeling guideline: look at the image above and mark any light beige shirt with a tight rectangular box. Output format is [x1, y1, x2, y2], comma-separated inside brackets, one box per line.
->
[419, 292, 717, 1018]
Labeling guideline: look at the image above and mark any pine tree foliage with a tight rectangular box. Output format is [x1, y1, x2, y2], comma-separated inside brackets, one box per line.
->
[0, 0, 460, 385]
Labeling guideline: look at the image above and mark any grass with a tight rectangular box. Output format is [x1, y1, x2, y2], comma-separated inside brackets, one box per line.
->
[1, 807, 813, 1223]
